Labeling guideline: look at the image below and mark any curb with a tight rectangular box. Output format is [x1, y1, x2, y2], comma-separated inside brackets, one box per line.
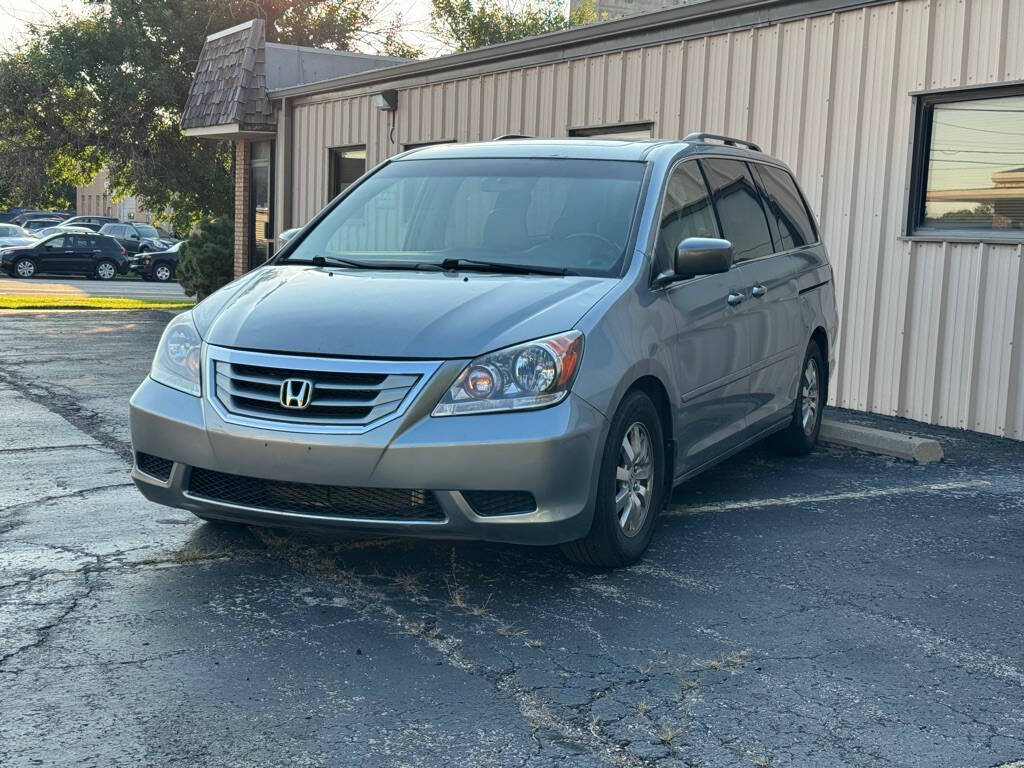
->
[820, 419, 943, 464]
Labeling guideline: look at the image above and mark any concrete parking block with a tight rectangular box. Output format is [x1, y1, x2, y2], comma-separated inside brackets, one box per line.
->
[820, 418, 943, 463]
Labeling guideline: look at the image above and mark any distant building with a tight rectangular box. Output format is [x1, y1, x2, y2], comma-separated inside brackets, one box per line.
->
[75, 168, 152, 223]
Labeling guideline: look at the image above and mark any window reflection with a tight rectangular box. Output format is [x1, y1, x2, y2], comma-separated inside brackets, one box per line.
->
[924, 95, 1024, 231]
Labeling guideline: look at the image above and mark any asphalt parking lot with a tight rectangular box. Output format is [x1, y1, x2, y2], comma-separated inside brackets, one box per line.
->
[0, 276, 187, 299]
[1, 310, 1023, 768]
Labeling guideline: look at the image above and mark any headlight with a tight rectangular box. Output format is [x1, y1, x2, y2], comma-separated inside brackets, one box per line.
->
[432, 331, 583, 416]
[150, 312, 202, 396]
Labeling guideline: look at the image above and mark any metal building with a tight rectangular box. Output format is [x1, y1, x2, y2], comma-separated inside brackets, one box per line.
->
[183, 0, 1024, 440]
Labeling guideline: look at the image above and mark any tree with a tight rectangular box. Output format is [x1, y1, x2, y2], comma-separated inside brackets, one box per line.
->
[431, 0, 597, 53]
[0, 0, 418, 227]
[176, 217, 235, 300]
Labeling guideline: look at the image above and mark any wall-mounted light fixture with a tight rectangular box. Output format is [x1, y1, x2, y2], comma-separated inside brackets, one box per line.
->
[372, 89, 398, 112]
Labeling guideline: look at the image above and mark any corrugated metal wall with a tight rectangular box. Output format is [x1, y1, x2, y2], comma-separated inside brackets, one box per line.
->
[284, 0, 1024, 440]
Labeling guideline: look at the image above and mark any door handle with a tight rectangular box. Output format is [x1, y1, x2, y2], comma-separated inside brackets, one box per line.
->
[751, 284, 767, 298]
[727, 292, 745, 306]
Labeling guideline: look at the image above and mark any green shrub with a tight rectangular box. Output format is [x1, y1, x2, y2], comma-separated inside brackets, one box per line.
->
[177, 217, 233, 300]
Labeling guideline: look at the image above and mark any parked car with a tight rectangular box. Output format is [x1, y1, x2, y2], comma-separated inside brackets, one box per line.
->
[0, 223, 35, 248]
[22, 217, 63, 233]
[63, 215, 119, 232]
[98, 221, 170, 254]
[154, 226, 180, 244]
[130, 241, 181, 282]
[1, 232, 128, 280]
[11, 210, 64, 225]
[33, 225, 96, 239]
[129, 136, 838, 567]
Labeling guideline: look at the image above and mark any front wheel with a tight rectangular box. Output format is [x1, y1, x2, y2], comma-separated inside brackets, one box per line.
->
[561, 390, 666, 568]
[95, 260, 117, 281]
[774, 340, 826, 455]
[12, 257, 36, 278]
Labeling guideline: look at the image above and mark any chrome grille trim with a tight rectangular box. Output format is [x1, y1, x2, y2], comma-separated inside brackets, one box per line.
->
[204, 345, 441, 435]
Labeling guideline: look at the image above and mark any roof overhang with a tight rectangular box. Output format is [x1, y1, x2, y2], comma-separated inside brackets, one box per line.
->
[183, 123, 276, 139]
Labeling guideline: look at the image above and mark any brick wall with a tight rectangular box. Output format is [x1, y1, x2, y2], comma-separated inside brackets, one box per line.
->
[233, 139, 251, 278]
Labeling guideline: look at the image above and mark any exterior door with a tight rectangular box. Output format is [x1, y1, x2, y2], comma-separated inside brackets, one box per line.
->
[37, 236, 73, 271]
[65, 234, 97, 274]
[738, 163, 821, 430]
[656, 160, 751, 471]
[700, 157, 783, 432]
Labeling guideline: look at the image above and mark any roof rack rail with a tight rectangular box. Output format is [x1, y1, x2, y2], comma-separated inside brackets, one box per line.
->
[683, 132, 762, 153]
[494, 133, 534, 140]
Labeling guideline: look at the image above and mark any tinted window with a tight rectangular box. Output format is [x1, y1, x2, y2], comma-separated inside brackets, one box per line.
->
[919, 93, 1024, 232]
[135, 224, 159, 239]
[656, 161, 719, 271]
[755, 164, 817, 250]
[290, 158, 647, 278]
[98, 236, 120, 251]
[700, 159, 774, 262]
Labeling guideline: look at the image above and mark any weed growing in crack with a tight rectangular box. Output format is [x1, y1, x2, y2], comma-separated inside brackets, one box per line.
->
[635, 698, 649, 717]
[699, 648, 753, 673]
[678, 676, 700, 692]
[658, 723, 685, 747]
[173, 546, 229, 564]
[524, 637, 543, 648]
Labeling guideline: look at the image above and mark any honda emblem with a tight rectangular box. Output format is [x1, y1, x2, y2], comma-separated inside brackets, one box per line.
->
[280, 378, 313, 409]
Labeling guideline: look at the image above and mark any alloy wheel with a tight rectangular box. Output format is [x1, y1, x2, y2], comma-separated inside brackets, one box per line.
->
[801, 357, 820, 435]
[15, 259, 35, 278]
[97, 262, 116, 280]
[154, 264, 171, 281]
[615, 422, 654, 537]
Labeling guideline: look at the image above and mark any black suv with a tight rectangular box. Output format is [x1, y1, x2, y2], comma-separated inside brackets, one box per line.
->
[98, 222, 166, 254]
[0, 232, 129, 280]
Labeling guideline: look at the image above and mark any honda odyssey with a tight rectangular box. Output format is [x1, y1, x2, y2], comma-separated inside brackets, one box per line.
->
[130, 135, 838, 567]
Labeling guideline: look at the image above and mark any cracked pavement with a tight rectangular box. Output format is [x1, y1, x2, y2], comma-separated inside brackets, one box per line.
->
[1, 310, 1023, 767]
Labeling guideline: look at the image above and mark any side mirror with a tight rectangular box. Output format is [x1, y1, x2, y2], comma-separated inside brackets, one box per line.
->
[656, 237, 733, 285]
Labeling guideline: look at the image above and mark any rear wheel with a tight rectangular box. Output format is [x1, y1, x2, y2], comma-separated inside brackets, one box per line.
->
[561, 390, 666, 568]
[12, 257, 35, 278]
[774, 340, 825, 455]
[152, 262, 173, 282]
[95, 260, 117, 281]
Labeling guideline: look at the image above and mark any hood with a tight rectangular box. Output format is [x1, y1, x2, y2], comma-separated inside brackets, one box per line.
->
[198, 265, 617, 359]
[0, 237, 36, 248]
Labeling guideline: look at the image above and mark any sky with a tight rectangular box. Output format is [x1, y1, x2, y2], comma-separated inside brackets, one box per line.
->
[0, 0, 441, 53]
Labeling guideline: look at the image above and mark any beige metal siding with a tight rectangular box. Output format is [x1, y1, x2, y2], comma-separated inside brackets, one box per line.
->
[282, 0, 1024, 439]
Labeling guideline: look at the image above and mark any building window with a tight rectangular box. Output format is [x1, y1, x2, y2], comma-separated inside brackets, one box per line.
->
[908, 86, 1024, 238]
[570, 123, 653, 140]
[329, 146, 366, 199]
[250, 140, 274, 269]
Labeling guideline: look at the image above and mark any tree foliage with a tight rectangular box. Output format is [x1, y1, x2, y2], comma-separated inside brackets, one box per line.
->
[431, 0, 597, 53]
[0, 0, 417, 227]
[176, 216, 235, 299]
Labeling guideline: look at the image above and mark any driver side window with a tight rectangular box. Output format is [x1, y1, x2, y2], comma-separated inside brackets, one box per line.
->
[655, 161, 719, 272]
[45, 236, 65, 248]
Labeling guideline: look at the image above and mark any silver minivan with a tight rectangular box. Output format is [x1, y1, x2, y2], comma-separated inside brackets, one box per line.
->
[130, 135, 837, 567]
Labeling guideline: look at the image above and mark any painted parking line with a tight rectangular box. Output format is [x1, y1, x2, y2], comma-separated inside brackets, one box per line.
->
[665, 480, 991, 517]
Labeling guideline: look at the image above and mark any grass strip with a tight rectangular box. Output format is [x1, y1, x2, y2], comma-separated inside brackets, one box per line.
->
[0, 295, 194, 310]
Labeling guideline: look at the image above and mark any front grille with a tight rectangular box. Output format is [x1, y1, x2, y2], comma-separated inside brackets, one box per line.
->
[187, 467, 445, 521]
[212, 357, 421, 426]
[136, 452, 173, 481]
[462, 490, 537, 516]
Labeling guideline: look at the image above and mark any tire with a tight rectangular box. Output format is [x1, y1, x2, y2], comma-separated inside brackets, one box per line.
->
[95, 260, 117, 281]
[561, 390, 666, 568]
[774, 340, 826, 456]
[12, 257, 36, 278]
[152, 262, 173, 282]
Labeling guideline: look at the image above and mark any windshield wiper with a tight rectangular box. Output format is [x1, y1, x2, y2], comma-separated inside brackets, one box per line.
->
[438, 258, 573, 276]
[285, 255, 444, 271]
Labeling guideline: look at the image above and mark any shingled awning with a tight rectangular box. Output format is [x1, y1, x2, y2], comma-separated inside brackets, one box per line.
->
[181, 20, 274, 138]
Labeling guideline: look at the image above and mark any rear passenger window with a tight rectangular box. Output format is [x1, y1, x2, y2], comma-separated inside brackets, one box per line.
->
[755, 164, 817, 250]
[700, 159, 775, 262]
[655, 161, 719, 271]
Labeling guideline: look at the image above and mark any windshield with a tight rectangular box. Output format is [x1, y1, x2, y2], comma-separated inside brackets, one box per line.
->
[135, 224, 159, 239]
[285, 158, 646, 277]
[0, 225, 28, 237]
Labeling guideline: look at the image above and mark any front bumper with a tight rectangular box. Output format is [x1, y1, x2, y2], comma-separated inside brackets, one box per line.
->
[129, 375, 607, 545]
